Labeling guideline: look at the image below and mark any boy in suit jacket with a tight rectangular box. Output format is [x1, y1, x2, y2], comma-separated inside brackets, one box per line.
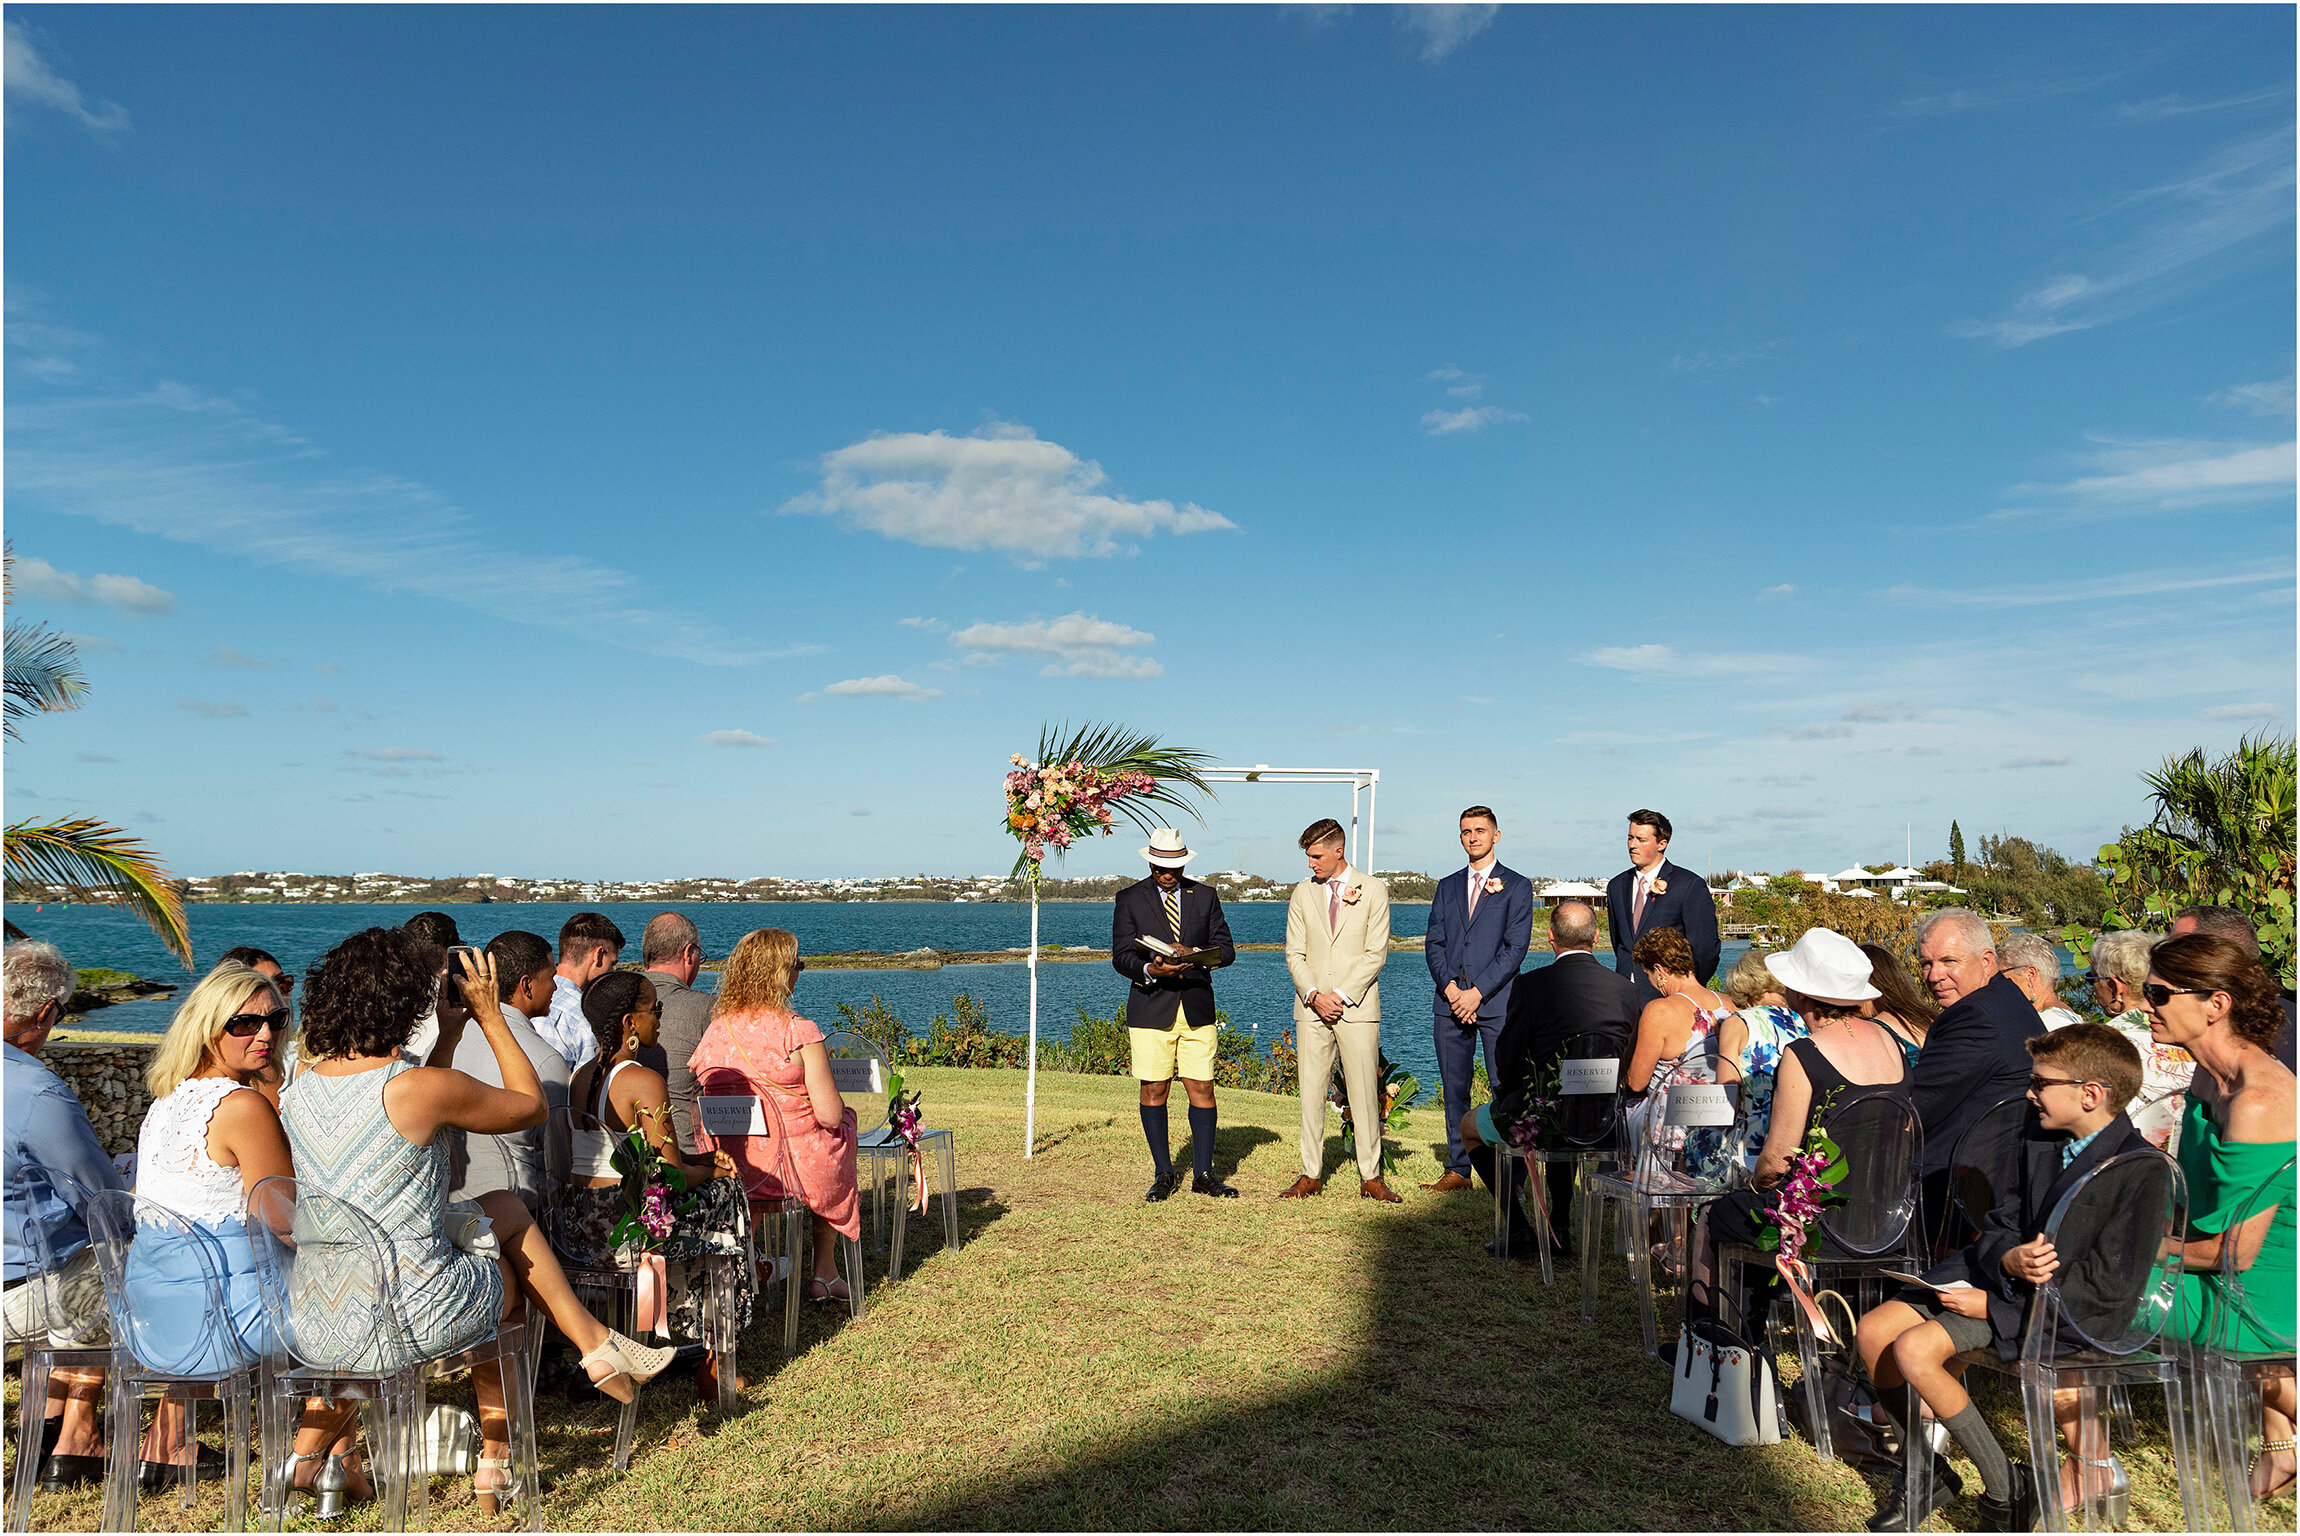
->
[1855, 1025, 2161, 1532]
[1605, 808, 1719, 1007]
[1422, 805, 1535, 1190]
[1111, 830, 1238, 1200]
[1280, 818, 1399, 1202]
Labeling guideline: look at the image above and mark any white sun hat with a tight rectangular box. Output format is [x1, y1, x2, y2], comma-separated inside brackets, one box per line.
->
[1139, 829, 1194, 868]
[1764, 926, 1880, 1006]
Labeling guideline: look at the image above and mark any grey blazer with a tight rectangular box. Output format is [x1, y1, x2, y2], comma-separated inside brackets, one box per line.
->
[640, 968, 715, 1156]
[446, 1003, 574, 1211]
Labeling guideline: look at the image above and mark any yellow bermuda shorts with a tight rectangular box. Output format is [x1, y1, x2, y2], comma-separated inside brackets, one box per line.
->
[1130, 1021, 1219, 1082]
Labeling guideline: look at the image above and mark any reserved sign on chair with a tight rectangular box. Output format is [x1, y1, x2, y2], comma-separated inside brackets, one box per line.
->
[1560, 1058, 1620, 1095]
[1664, 1083, 1734, 1127]
[828, 1058, 884, 1095]
[697, 1095, 768, 1137]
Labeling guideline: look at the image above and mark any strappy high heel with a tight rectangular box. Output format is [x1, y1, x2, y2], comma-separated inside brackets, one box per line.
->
[2252, 1435, 2298, 1502]
[2062, 1451, 2129, 1527]
[579, 1329, 678, 1403]
[474, 1455, 518, 1516]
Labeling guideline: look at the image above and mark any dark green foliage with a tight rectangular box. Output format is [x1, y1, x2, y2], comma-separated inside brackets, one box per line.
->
[1948, 820, 1966, 877]
[833, 993, 911, 1055]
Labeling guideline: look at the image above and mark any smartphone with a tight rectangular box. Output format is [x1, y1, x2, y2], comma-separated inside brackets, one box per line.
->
[443, 944, 484, 989]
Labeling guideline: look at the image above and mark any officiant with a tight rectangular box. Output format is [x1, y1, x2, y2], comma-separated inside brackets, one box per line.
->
[1112, 829, 1239, 1202]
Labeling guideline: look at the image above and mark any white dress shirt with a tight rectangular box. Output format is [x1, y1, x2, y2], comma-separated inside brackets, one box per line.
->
[1317, 864, 1361, 1008]
[536, 974, 601, 1072]
[1465, 859, 1498, 911]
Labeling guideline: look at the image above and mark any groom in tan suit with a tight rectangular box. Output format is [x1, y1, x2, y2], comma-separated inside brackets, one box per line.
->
[1280, 818, 1401, 1201]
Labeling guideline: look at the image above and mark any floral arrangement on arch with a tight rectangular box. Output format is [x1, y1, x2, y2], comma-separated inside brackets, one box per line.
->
[1002, 721, 1215, 876]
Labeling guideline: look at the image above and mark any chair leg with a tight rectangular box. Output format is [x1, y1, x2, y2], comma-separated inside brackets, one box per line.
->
[99, 1377, 137, 1536]
[1904, 1384, 1932, 1533]
[1531, 1171, 1556, 1288]
[843, 1237, 866, 1321]
[2159, 1363, 2205, 1534]
[2019, 1364, 2067, 1536]
[222, 1375, 250, 1533]
[1578, 1188, 1604, 1325]
[781, 1213, 803, 1360]
[1628, 1196, 1659, 1359]
[936, 1136, 961, 1253]
[8, 1350, 52, 1534]
[889, 1152, 910, 1284]
[500, 1338, 543, 1533]
[1788, 1294, 1835, 1464]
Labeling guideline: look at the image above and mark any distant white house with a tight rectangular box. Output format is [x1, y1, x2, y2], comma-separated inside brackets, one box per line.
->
[1537, 880, 1608, 906]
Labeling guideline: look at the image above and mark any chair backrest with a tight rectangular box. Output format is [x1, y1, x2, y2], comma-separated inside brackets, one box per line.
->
[2207, 1152, 2298, 1355]
[1544, 1031, 1623, 1151]
[7, 1167, 86, 1348]
[1945, 1094, 2031, 1239]
[69, 1180, 242, 1379]
[1813, 1089, 1922, 1259]
[1635, 1056, 1737, 1193]
[243, 1174, 407, 1376]
[820, 1030, 891, 1142]
[2029, 1146, 2185, 1360]
[693, 1062, 804, 1209]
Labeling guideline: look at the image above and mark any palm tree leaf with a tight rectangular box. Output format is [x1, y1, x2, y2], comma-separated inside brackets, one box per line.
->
[3, 621, 87, 739]
[3, 818, 191, 967]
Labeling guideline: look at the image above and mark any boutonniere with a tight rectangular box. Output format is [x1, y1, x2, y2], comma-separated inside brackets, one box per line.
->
[1483, 876, 1505, 895]
[1341, 885, 1362, 905]
[1650, 878, 1668, 896]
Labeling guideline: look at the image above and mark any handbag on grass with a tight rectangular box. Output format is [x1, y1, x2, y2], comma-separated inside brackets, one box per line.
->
[1669, 1317, 1782, 1447]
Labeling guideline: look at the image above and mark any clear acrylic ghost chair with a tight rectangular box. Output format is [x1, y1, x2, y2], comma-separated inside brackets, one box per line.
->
[695, 1067, 863, 1361]
[1491, 1034, 1623, 1286]
[1579, 1055, 1739, 1358]
[829, 1031, 961, 1281]
[242, 1175, 416, 1531]
[395, 1303, 541, 1528]
[70, 1181, 261, 1533]
[1716, 1088, 1922, 1464]
[6, 1169, 114, 1533]
[1906, 1146, 2202, 1534]
[2187, 1153, 2296, 1532]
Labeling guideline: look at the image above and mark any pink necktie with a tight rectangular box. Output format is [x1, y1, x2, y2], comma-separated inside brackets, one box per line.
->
[1467, 872, 1483, 923]
[1328, 879, 1342, 931]
[1632, 876, 1648, 930]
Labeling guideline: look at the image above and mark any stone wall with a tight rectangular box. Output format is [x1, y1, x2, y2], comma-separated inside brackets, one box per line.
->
[37, 1040, 157, 1157]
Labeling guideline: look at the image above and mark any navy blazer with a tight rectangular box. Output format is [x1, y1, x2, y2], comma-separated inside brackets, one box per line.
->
[1423, 863, 1535, 1022]
[1110, 876, 1235, 1031]
[1605, 858, 1721, 986]
[1910, 973, 2047, 1176]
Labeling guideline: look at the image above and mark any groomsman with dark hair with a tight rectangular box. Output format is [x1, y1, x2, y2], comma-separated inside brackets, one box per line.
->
[1422, 805, 1535, 1193]
[1606, 808, 1719, 1007]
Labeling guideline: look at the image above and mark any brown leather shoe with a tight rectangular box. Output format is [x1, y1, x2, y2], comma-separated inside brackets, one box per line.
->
[1420, 1170, 1473, 1193]
[1277, 1175, 1322, 1199]
[1360, 1177, 1403, 1203]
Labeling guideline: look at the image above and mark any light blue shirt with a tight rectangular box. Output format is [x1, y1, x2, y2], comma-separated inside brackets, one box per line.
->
[2061, 1125, 2106, 1170]
[537, 976, 600, 1073]
[4, 1044, 127, 1281]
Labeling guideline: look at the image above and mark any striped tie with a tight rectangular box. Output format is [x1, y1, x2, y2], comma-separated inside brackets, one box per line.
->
[1164, 887, 1182, 942]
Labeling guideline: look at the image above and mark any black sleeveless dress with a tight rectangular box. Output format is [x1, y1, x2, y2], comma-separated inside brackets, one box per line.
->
[1706, 1033, 1914, 1253]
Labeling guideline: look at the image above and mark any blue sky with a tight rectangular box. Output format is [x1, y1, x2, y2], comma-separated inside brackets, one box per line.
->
[5, 4, 2293, 884]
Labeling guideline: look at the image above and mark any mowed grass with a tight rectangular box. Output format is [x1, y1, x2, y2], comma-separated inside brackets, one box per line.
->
[11, 1067, 2243, 1531]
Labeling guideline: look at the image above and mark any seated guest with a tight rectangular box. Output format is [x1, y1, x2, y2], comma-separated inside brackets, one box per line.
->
[2147, 933, 2295, 1503]
[1855, 1025, 2158, 1531]
[218, 947, 295, 1107]
[561, 970, 749, 1401]
[541, 912, 626, 1073]
[1713, 949, 1809, 1180]
[283, 929, 673, 1513]
[446, 930, 572, 1217]
[638, 912, 714, 1157]
[1859, 940, 1938, 1071]
[2000, 933, 2082, 1029]
[4, 939, 120, 1493]
[1620, 927, 1732, 1160]
[1678, 930, 1903, 1353]
[1910, 909, 2045, 1234]
[1469, 900, 1638, 1255]
[399, 911, 464, 1062]
[691, 928, 862, 1302]
[2083, 929, 2195, 1151]
[2172, 905, 2297, 1069]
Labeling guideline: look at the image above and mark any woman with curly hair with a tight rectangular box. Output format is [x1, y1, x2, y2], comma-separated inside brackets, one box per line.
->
[281, 927, 674, 1513]
[690, 929, 861, 1301]
[559, 968, 751, 1402]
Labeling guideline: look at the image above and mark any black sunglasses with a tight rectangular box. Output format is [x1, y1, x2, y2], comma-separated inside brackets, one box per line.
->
[2026, 1073, 2094, 1095]
[2142, 983, 2212, 1008]
[224, 1007, 290, 1038]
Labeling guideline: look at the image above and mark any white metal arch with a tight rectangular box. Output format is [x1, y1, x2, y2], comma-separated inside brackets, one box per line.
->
[1198, 765, 1380, 874]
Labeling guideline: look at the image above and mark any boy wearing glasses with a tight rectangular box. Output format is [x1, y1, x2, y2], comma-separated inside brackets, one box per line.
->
[1854, 1024, 2156, 1532]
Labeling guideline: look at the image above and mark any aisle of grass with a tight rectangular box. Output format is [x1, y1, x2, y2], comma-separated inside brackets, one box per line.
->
[11, 1067, 2235, 1531]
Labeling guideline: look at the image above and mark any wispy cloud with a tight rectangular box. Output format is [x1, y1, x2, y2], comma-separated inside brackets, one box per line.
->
[1580, 644, 1809, 678]
[1397, 4, 1498, 63]
[1421, 405, 1525, 435]
[2001, 754, 2072, 769]
[1995, 438, 2295, 522]
[205, 644, 270, 670]
[2116, 90, 2284, 123]
[1887, 70, 2121, 119]
[1954, 128, 2294, 347]
[2209, 378, 2295, 418]
[1428, 365, 1483, 400]
[2202, 702, 2285, 721]
[1758, 584, 1796, 602]
[74, 751, 116, 764]
[11, 556, 174, 616]
[782, 422, 1233, 564]
[179, 699, 247, 718]
[59, 632, 121, 653]
[1881, 563, 2291, 609]
[344, 747, 444, 762]
[4, 22, 128, 135]
[946, 612, 1163, 679]
[1668, 341, 1786, 372]
[798, 674, 944, 704]
[699, 729, 773, 748]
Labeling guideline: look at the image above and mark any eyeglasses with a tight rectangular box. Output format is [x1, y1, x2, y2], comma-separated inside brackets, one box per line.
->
[223, 1007, 290, 1037]
[2026, 1073, 2092, 1095]
[2142, 983, 2212, 1008]
[2080, 971, 2106, 984]
[794, 959, 807, 974]
[274, 974, 296, 993]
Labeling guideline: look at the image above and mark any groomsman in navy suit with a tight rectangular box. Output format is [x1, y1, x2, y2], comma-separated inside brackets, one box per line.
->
[1605, 808, 1720, 1007]
[1422, 805, 1536, 1192]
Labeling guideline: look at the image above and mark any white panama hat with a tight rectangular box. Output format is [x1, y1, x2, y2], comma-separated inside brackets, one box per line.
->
[1139, 828, 1194, 868]
[1764, 926, 1881, 1006]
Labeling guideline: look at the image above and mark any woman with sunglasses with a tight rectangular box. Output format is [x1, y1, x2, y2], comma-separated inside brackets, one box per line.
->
[2146, 931, 2296, 1503]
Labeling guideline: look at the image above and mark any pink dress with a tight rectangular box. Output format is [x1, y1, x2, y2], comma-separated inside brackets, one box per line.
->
[690, 1007, 860, 1241]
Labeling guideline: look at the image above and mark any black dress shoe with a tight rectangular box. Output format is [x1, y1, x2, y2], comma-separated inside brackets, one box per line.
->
[37, 1453, 105, 1492]
[1190, 1173, 1239, 1199]
[17, 1415, 62, 1462]
[140, 1442, 228, 1494]
[1144, 1169, 1178, 1202]
[1867, 1458, 1963, 1531]
[1975, 1463, 2037, 1533]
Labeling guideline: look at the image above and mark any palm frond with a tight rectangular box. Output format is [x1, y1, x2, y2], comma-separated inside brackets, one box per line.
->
[4, 621, 87, 739]
[1034, 718, 1218, 834]
[3, 817, 192, 968]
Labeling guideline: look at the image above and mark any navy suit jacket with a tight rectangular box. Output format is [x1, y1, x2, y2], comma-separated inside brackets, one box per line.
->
[1605, 858, 1721, 986]
[1910, 973, 2048, 1176]
[1423, 863, 1535, 1022]
[1110, 876, 1235, 1031]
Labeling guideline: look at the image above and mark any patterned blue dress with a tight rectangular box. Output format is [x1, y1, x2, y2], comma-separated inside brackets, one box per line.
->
[280, 1058, 503, 1371]
[1722, 1004, 1810, 1177]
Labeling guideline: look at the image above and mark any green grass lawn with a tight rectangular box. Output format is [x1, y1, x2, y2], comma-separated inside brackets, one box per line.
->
[8, 1067, 2251, 1531]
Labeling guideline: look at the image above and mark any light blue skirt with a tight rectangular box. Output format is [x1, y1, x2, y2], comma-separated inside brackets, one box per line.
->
[122, 1219, 268, 1377]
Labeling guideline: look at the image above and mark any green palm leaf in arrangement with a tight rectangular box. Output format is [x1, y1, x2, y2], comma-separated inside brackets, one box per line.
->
[1002, 719, 1217, 877]
[4, 817, 193, 967]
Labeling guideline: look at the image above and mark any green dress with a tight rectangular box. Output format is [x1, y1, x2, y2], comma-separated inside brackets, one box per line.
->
[2173, 1095, 2296, 1353]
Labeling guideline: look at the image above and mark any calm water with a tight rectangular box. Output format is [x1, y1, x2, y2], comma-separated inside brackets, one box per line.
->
[11, 899, 1753, 1094]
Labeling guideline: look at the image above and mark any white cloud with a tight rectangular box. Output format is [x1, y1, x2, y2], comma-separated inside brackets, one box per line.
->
[344, 747, 444, 762]
[205, 644, 270, 670]
[1421, 405, 1525, 435]
[59, 631, 121, 653]
[4, 23, 128, 135]
[699, 729, 773, 748]
[2209, 378, 2295, 417]
[945, 611, 1162, 680]
[782, 422, 1234, 563]
[1758, 584, 1796, 601]
[315, 661, 343, 674]
[1955, 128, 2293, 347]
[1397, 4, 1498, 62]
[2001, 755, 2073, 769]
[1428, 365, 1484, 399]
[898, 616, 948, 632]
[1580, 644, 1809, 678]
[800, 675, 944, 703]
[12, 556, 174, 616]
[2202, 702, 2285, 721]
[1886, 564, 2293, 611]
[179, 699, 247, 718]
[1990, 436, 2296, 523]
[1043, 653, 1164, 679]
[2117, 91, 2284, 122]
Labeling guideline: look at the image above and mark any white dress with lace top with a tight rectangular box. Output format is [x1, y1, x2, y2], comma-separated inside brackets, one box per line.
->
[135, 1076, 255, 1223]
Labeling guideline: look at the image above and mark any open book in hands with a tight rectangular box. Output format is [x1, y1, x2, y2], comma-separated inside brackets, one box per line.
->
[1136, 935, 1224, 967]
[1880, 1269, 1974, 1292]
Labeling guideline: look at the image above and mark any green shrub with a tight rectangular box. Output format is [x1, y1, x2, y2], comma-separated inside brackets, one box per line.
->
[833, 993, 910, 1056]
[1062, 1006, 1132, 1075]
[907, 993, 1030, 1069]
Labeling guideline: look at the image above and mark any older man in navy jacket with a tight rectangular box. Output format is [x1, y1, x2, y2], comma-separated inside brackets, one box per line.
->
[1605, 808, 1720, 1008]
[1907, 907, 2047, 1244]
[1422, 805, 1535, 1192]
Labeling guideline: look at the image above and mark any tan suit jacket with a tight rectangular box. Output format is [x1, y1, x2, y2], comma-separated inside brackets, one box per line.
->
[1285, 868, 1391, 1024]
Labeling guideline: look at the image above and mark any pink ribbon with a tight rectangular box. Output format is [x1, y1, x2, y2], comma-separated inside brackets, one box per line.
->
[909, 1145, 930, 1215]
[634, 1252, 670, 1339]
[1775, 1249, 1834, 1345]
[1520, 1149, 1551, 1232]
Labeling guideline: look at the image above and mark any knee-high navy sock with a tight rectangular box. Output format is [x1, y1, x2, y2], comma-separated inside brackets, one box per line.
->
[1140, 1103, 1172, 1176]
[1188, 1104, 1218, 1178]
